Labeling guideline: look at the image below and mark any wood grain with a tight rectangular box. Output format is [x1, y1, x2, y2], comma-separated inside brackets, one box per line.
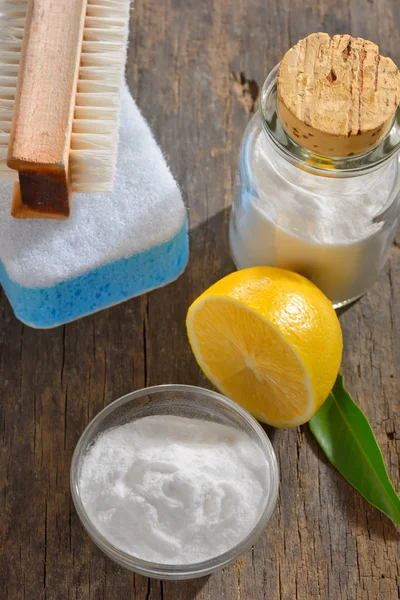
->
[1, 0, 399, 599]
[8, 0, 87, 218]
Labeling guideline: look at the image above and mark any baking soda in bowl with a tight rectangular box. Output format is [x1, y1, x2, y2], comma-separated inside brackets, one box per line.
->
[78, 415, 270, 565]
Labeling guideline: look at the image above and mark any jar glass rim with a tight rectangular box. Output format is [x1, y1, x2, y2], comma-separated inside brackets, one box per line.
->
[261, 64, 400, 178]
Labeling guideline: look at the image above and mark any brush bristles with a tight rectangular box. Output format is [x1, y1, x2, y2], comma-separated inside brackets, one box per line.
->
[0, 0, 130, 192]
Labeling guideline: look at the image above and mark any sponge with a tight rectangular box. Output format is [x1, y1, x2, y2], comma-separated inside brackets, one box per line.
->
[0, 84, 189, 328]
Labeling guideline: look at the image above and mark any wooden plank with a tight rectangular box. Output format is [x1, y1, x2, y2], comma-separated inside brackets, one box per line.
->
[0, 0, 399, 599]
[7, 0, 87, 218]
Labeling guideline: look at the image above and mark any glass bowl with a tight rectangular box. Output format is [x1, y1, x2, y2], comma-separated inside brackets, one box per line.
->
[70, 384, 279, 580]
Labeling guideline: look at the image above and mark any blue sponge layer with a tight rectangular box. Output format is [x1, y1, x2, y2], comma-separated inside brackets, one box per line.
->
[0, 219, 188, 329]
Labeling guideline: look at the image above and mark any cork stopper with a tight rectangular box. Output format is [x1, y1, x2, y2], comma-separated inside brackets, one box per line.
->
[277, 33, 400, 157]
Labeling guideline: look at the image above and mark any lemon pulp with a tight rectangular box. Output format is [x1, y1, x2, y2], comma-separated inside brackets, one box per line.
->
[187, 267, 343, 428]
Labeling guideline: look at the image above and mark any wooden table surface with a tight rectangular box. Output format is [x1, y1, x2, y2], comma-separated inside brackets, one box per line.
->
[1, 1, 399, 599]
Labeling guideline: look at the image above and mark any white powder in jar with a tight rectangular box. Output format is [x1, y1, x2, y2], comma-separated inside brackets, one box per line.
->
[230, 127, 400, 305]
[79, 415, 269, 565]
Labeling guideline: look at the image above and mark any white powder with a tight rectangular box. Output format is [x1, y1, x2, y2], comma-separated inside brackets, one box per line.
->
[79, 415, 269, 565]
[230, 127, 399, 305]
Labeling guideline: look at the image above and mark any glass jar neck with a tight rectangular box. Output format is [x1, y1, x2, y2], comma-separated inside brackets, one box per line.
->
[260, 65, 400, 179]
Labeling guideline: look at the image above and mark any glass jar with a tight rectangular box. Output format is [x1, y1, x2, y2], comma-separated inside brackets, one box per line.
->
[229, 65, 400, 308]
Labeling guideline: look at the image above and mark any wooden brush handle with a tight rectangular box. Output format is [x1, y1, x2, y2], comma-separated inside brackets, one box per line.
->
[7, 0, 87, 219]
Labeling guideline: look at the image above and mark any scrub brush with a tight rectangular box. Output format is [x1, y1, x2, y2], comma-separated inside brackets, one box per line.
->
[0, 0, 130, 218]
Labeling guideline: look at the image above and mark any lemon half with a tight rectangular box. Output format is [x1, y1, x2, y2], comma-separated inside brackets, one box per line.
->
[186, 267, 343, 428]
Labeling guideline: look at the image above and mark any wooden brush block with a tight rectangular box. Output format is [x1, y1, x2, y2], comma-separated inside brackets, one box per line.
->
[11, 173, 70, 220]
[277, 33, 400, 157]
[7, 0, 87, 219]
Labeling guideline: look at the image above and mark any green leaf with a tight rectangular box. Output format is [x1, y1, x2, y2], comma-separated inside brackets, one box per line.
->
[309, 374, 400, 527]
